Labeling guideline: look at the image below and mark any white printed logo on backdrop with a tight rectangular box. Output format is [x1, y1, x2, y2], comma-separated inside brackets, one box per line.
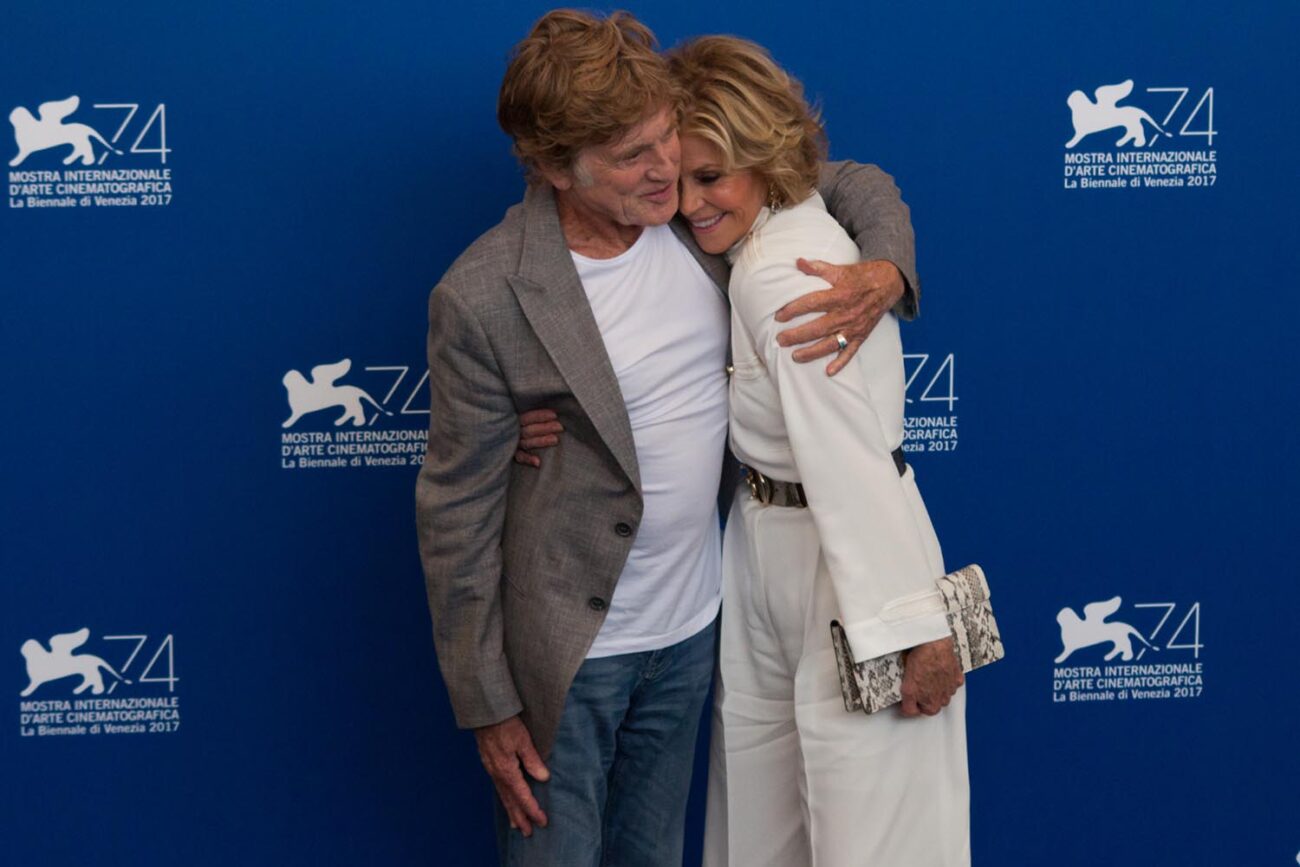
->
[903, 352, 958, 456]
[17, 628, 181, 738]
[1051, 596, 1203, 704]
[1062, 80, 1216, 190]
[279, 358, 429, 470]
[7, 95, 172, 210]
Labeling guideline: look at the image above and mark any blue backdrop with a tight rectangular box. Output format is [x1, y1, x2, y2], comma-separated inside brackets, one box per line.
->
[4, 1, 1297, 864]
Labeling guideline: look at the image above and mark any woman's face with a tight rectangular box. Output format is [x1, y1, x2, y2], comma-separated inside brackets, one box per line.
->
[678, 135, 766, 255]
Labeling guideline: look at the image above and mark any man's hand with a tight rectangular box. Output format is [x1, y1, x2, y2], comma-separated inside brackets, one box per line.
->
[474, 715, 551, 835]
[899, 636, 963, 718]
[775, 258, 906, 375]
[512, 409, 563, 468]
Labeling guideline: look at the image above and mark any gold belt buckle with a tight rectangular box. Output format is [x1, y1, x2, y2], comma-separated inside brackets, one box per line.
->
[745, 467, 771, 503]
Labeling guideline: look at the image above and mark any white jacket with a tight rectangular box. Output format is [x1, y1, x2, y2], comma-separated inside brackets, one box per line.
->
[726, 193, 950, 661]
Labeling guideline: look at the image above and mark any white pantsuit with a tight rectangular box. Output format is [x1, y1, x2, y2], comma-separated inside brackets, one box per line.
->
[703, 194, 969, 866]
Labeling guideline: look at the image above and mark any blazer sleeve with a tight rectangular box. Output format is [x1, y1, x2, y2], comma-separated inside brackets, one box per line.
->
[817, 160, 921, 320]
[736, 251, 949, 662]
[415, 282, 524, 729]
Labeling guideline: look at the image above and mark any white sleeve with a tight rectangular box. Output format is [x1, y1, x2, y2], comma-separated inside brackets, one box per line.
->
[738, 254, 950, 662]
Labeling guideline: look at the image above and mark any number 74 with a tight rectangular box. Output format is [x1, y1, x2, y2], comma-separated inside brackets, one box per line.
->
[904, 353, 957, 413]
[102, 634, 178, 692]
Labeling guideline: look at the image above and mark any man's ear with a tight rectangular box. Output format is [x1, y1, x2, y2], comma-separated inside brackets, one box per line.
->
[537, 160, 575, 192]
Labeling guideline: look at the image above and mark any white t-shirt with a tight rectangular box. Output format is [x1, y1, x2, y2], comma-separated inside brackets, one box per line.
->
[571, 224, 729, 658]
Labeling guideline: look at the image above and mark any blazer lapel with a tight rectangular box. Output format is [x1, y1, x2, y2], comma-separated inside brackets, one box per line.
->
[508, 185, 640, 489]
[668, 217, 730, 299]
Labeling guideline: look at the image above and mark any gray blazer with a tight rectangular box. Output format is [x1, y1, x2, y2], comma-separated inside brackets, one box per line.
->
[416, 162, 919, 757]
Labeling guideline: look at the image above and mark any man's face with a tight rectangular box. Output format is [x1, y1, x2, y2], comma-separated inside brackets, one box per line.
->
[552, 106, 681, 228]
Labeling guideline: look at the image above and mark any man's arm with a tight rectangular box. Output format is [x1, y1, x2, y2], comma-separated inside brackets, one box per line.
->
[416, 282, 522, 728]
[770, 161, 921, 375]
[817, 160, 919, 318]
[417, 282, 551, 835]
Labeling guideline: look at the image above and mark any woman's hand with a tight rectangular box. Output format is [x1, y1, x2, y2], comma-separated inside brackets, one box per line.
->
[513, 408, 563, 468]
[899, 636, 964, 717]
[774, 258, 906, 375]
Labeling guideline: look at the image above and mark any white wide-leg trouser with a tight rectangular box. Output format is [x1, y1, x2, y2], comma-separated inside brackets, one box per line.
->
[703, 481, 970, 867]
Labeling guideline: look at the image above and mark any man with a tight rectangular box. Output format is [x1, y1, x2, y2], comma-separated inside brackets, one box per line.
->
[416, 10, 958, 865]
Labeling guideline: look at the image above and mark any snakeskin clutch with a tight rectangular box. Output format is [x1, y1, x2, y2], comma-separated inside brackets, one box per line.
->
[829, 564, 1005, 714]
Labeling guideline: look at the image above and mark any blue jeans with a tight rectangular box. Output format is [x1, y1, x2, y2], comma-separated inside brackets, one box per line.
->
[497, 617, 717, 867]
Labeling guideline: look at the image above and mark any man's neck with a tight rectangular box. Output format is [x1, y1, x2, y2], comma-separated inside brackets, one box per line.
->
[554, 188, 645, 259]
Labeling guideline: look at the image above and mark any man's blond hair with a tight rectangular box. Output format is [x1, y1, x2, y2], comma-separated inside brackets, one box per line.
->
[498, 9, 681, 179]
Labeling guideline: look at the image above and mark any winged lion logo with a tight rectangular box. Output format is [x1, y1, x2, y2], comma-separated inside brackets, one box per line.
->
[1055, 596, 1158, 663]
[282, 359, 392, 428]
[9, 96, 122, 167]
[1065, 80, 1168, 148]
[20, 628, 131, 696]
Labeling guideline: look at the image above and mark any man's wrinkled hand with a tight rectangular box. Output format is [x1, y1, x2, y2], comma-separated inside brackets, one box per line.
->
[474, 715, 551, 835]
[775, 258, 906, 375]
[899, 636, 963, 718]
[513, 409, 563, 468]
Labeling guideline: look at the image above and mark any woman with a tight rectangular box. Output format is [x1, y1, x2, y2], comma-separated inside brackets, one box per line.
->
[668, 37, 970, 867]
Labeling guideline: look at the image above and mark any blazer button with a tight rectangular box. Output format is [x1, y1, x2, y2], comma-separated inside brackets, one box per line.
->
[614, 522, 633, 537]
[588, 597, 607, 611]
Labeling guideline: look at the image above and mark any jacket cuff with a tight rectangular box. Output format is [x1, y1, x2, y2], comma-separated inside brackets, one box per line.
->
[893, 273, 920, 320]
[841, 591, 949, 663]
[440, 660, 525, 730]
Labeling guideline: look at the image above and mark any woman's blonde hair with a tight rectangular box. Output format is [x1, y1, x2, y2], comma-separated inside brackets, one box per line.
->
[498, 10, 681, 178]
[668, 36, 826, 208]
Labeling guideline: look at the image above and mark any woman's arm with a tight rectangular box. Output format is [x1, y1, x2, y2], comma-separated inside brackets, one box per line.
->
[737, 245, 948, 663]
